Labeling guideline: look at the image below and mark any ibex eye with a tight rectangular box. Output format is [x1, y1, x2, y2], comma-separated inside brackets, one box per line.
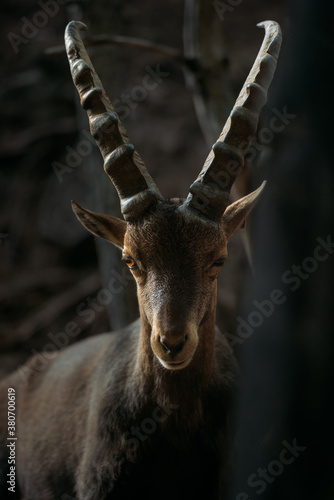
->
[124, 258, 137, 269]
[212, 258, 226, 267]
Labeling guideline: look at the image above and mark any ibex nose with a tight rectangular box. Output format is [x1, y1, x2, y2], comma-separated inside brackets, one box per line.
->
[159, 334, 187, 356]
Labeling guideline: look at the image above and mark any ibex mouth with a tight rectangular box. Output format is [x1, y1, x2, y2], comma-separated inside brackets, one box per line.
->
[157, 356, 193, 371]
[151, 323, 199, 371]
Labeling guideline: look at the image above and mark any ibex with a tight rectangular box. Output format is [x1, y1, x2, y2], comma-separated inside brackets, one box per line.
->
[0, 20, 281, 499]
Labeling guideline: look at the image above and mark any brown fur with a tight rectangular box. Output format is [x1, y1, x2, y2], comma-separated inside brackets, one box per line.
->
[0, 17, 281, 497]
[0, 200, 251, 499]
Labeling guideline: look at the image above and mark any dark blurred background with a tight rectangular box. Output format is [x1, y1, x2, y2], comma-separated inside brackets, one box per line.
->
[0, 0, 287, 376]
[3, 1, 334, 499]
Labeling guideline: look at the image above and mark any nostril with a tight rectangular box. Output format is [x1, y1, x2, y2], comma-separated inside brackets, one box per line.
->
[159, 336, 169, 352]
[159, 335, 187, 355]
[173, 339, 186, 355]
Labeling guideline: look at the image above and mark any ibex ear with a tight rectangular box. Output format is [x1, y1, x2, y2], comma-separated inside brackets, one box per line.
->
[72, 201, 127, 249]
[221, 181, 266, 240]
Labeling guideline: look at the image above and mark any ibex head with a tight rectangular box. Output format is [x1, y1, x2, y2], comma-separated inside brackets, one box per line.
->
[65, 21, 281, 371]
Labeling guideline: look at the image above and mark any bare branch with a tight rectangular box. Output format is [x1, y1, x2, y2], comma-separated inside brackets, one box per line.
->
[0, 272, 101, 350]
[46, 34, 182, 61]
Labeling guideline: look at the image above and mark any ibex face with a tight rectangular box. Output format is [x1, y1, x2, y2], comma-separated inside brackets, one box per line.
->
[66, 20, 282, 369]
[73, 187, 263, 371]
[123, 205, 227, 370]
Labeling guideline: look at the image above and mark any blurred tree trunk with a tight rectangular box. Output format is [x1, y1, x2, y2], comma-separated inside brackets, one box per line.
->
[227, 1, 334, 499]
[183, 0, 234, 147]
[66, 1, 138, 330]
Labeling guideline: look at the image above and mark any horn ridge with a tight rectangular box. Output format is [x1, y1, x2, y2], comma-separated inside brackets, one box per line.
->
[64, 21, 163, 221]
[185, 20, 282, 221]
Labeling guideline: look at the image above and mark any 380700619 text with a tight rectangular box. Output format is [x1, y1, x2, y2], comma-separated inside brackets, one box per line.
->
[7, 388, 16, 493]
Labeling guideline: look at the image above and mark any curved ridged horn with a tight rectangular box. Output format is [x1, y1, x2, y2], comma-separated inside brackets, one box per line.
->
[184, 21, 282, 221]
[64, 21, 163, 221]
